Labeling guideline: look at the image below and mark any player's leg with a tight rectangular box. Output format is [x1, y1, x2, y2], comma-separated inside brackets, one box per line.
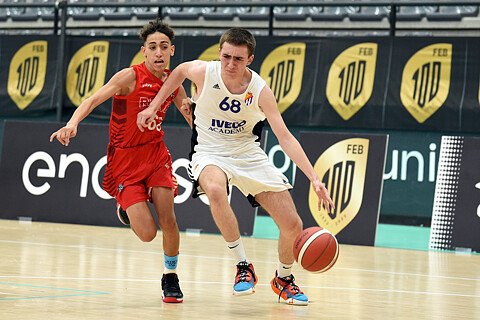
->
[255, 190, 309, 305]
[150, 185, 183, 303]
[124, 203, 157, 242]
[199, 165, 240, 242]
[151, 186, 179, 256]
[255, 190, 302, 265]
[198, 165, 258, 295]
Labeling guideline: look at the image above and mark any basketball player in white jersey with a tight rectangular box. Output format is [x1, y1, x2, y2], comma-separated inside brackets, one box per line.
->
[137, 28, 334, 305]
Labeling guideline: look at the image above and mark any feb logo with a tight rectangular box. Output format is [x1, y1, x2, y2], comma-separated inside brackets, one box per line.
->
[259, 43, 305, 114]
[400, 43, 452, 123]
[66, 41, 109, 106]
[8, 40, 48, 111]
[326, 43, 377, 120]
[309, 138, 369, 235]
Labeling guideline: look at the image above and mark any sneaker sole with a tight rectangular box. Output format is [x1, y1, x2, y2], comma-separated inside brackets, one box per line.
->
[233, 287, 255, 296]
[162, 295, 183, 303]
[279, 298, 308, 306]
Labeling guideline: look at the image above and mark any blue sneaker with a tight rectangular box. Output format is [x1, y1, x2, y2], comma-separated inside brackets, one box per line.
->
[271, 271, 309, 305]
[233, 261, 258, 296]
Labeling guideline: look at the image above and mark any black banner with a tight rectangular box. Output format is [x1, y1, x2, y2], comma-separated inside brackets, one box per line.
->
[385, 38, 466, 131]
[0, 35, 58, 116]
[0, 121, 256, 235]
[292, 132, 388, 246]
[1, 35, 480, 133]
[312, 37, 391, 128]
[430, 136, 480, 253]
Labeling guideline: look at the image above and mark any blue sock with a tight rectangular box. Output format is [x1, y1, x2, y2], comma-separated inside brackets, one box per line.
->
[164, 253, 178, 274]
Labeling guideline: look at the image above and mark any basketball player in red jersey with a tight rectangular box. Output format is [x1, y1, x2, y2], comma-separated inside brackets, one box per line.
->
[50, 19, 190, 303]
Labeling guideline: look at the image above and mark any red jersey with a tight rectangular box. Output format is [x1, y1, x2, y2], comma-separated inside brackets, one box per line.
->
[108, 62, 179, 148]
[102, 62, 179, 197]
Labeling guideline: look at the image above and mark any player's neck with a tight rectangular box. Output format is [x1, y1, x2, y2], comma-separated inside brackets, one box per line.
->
[221, 68, 251, 94]
[144, 62, 168, 81]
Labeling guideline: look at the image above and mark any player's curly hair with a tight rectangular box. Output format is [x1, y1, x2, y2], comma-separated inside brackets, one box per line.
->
[139, 18, 175, 43]
[220, 28, 256, 57]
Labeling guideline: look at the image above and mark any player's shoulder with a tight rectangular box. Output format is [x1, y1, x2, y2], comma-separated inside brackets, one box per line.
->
[189, 60, 209, 69]
[110, 66, 136, 87]
[182, 60, 208, 78]
[116, 66, 136, 78]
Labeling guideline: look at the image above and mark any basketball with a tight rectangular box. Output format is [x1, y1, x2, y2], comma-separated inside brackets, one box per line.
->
[293, 226, 339, 273]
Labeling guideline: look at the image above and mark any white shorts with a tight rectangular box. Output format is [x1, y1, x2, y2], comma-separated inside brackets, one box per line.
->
[188, 147, 292, 204]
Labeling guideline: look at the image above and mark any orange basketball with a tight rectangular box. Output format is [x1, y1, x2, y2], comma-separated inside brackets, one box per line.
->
[293, 226, 339, 273]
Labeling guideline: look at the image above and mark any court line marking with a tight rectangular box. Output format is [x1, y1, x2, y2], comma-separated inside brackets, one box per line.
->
[0, 277, 478, 299]
[0, 281, 109, 301]
[1, 239, 479, 283]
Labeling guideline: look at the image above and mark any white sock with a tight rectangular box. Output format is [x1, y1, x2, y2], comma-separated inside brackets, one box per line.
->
[277, 260, 293, 278]
[227, 238, 249, 264]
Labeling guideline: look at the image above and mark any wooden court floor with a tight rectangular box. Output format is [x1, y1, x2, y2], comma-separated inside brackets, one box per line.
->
[0, 219, 479, 320]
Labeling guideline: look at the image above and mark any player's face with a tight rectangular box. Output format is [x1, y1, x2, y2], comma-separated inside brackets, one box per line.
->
[142, 32, 175, 75]
[219, 42, 253, 78]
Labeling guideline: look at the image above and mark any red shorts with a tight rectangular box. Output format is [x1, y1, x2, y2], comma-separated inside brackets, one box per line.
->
[102, 141, 178, 209]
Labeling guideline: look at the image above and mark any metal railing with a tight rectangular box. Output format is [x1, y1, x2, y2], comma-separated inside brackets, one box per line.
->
[1, 0, 480, 36]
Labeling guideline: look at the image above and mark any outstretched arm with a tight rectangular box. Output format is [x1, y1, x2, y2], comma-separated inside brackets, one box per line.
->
[172, 85, 193, 128]
[259, 86, 335, 213]
[137, 60, 206, 132]
[50, 67, 135, 146]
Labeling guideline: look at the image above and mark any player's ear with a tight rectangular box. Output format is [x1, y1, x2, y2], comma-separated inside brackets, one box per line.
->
[141, 46, 147, 58]
[246, 54, 254, 66]
[170, 44, 175, 56]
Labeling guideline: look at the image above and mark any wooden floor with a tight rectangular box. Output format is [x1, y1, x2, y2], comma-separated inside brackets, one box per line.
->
[0, 219, 479, 319]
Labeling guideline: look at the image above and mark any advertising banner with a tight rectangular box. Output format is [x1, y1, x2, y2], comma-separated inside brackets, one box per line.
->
[0, 121, 256, 235]
[312, 38, 390, 129]
[381, 130, 441, 223]
[385, 38, 466, 131]
[429, 136, 480, 253]
[1, 35, 480, 134]
[0, 35, 58, 116]
[292, 132, 388, 246]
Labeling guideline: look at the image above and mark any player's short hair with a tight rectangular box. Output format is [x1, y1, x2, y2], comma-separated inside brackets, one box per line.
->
[140, 19, 175, 43]
[219, 28, 256, 57]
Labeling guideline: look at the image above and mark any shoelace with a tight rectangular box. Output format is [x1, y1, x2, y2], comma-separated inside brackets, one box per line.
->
[236, 263, 253, 283]
[276, 275, 301, 302]
[163, 275, 181, 292]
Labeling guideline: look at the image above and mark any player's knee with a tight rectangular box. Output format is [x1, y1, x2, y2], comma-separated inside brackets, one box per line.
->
[290, 215, 303, 234]
[157, 214, 178, 231]
[205, 184, 228, 203]
[136, 227, 157, 242]
[279, 214, 302, 236]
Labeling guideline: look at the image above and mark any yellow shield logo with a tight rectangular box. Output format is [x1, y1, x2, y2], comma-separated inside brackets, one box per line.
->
[66, 41, 109, 106]
[309, 138, 369, 235]
[259, 43, 305, 113]
[400, 43, 452, 123]
[326, 43, 377, 120]
[8, 41, 48, 110]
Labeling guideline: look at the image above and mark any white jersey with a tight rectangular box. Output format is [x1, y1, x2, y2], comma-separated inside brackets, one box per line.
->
[191, 61, 267, 155]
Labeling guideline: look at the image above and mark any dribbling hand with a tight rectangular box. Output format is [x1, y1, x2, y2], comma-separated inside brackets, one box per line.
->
[312, 179, 335, 213]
